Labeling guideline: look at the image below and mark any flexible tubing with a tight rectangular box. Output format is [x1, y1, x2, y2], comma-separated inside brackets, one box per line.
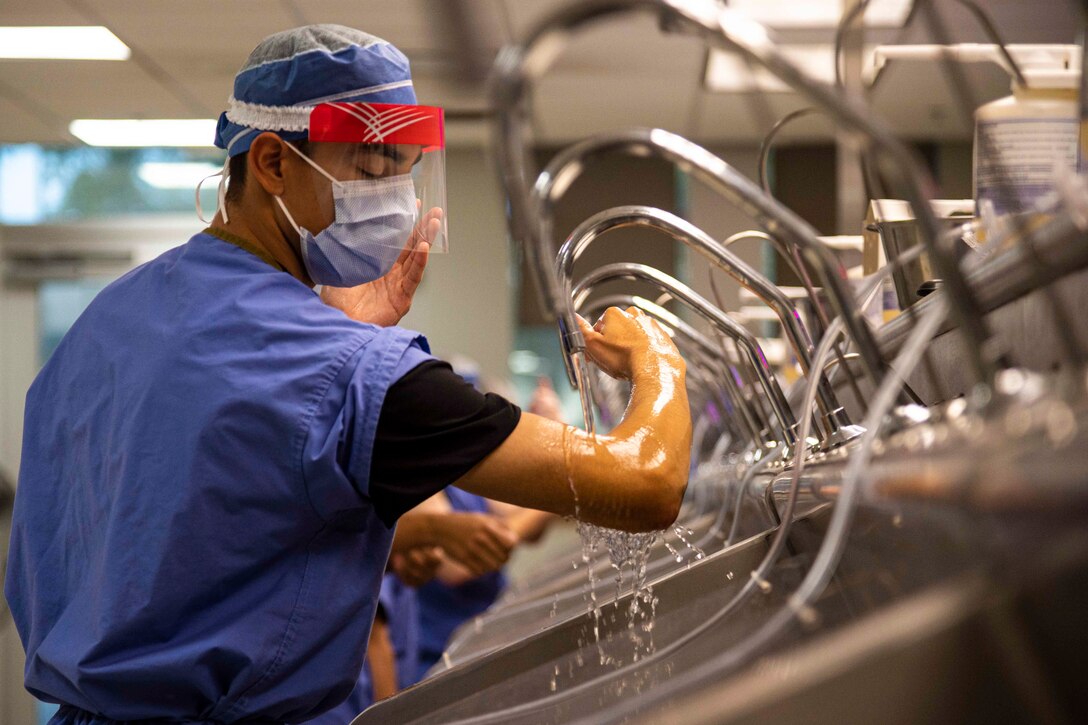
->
[576, 292, 950, 725]
[445, 266, 908, 724]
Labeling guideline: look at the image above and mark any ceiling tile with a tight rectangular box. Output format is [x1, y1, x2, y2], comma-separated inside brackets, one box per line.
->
[0, 0, 91, 26]
[0, 95, 70, 144]
[285, 0, 434, 47]
[1, 60, 196, 120]
[83, 0, 297, 62]
[0, 0, 1078, 148]
[532, 71, 701, 144]
[692, 91, 804, 143]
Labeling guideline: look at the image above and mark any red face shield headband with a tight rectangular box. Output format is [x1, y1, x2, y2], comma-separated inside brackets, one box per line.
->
[308, 102, 445, 150]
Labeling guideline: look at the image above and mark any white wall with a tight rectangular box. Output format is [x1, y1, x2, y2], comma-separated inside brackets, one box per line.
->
[400, 148, 514, 382]
[0, 279, 38, 725]
[0, 282, 35, 484]
[682, 147, 766, 330]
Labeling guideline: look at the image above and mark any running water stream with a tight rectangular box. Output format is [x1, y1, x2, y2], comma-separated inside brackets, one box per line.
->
[554, 359, 702, 690]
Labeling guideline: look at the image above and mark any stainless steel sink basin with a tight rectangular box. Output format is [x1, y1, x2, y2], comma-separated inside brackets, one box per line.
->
[436, 480, 784, 671]
[355, 516, 791, 724]
[355, 489, 998, 725]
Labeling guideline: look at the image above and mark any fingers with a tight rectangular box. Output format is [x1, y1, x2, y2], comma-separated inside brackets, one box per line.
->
[404, 547, 441, 586]
[397, 207, 443, 265]
[424, 214, 442, 243]
[457, 515, 516, 575]
[452, 546, 492, 578]
[409, 546, 442, 571]
[470, 524, 512, 571]
[390, 547, 441, 587]
[401, 240, 430, 288]
[576, 313, 597, 339]
[438, 514, 493, 575]
[412, 208, 443, 246]
[596, 306, 632, 332]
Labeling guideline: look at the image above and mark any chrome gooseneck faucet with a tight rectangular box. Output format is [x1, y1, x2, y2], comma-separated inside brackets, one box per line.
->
[582, 292, 778, 450]
[572, 262, 800, 446]
[556, 205, 861, 445]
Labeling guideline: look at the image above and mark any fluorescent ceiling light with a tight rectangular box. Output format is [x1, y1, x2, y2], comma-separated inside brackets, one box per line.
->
[727, 0, 911, 28]
[138, 162, 223, 189]
[70, 119, 218, 147]
[0, 26, 130, 60]
[704, 44, 875, 92]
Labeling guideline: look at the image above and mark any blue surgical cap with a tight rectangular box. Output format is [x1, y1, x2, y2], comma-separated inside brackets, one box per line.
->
[215, 25, 418, 157]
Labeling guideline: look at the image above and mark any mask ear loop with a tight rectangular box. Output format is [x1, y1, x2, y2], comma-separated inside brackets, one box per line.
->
[195, 155, 231, 224]
[274, 140, 335, 234]
[274, 195, 301, 234]
[273, 194, 318, 290]
[276, 138, 346, 246]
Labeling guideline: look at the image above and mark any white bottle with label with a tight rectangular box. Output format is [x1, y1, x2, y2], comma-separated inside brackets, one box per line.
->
[871, 44, 1081, 221]
[974, 45, 1080, 218]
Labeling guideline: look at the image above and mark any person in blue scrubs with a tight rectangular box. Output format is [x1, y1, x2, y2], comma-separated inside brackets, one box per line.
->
[304, 574, 418, 723]
[413, 487, 507, 683]
[408, 376, 563, 685]
[3, 23, 693, 725]
[305, 501, 520, 721]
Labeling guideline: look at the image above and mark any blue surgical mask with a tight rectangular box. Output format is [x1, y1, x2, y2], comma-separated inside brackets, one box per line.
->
[275, 145, 418, 287]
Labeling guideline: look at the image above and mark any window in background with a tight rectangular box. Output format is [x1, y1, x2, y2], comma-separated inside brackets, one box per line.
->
[509, 326, 582, 425]
[0, 144, 224, 224]
[38, 279, 114, 365]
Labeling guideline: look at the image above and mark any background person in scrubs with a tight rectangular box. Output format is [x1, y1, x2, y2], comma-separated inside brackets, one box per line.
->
[408, 376, 565, 684]
[4, 25, 691, 724]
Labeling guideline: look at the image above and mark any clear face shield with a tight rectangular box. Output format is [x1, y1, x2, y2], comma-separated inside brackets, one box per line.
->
[300, 102, 448, 255]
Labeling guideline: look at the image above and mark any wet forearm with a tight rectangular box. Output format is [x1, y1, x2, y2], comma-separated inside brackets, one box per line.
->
[568, 355, 691, 531]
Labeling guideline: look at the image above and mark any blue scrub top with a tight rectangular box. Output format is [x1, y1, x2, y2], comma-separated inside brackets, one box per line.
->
[304, 574, 419, 724]
[412, 487, 506, 684]
[4, 232, 433, 723]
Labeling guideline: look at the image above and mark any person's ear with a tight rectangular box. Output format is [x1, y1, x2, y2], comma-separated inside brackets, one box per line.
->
[247, 132, 288, 197]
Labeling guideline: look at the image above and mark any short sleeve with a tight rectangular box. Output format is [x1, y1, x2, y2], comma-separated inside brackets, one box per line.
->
[301, 326, 433, 527]
[368, 360, 521, 527]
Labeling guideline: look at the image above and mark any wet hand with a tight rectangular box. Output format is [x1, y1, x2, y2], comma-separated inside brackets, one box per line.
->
[320, 206, 442, 327]
[577, 307, 681, 380]
[434, 512, 517, 578]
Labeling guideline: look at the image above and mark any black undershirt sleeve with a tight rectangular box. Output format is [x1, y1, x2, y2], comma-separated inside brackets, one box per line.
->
[369, 359, 522, 527]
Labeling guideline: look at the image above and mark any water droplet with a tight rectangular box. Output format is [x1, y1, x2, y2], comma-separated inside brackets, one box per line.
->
[574, 509, 662, 660]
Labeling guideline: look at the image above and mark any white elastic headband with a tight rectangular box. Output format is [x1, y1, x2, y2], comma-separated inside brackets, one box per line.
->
[222, 79, 415, 132]
[225, 97, 310, 132]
